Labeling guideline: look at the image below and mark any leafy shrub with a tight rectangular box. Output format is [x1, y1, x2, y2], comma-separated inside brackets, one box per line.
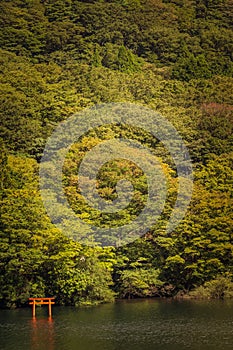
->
[190, 276, 233, 299]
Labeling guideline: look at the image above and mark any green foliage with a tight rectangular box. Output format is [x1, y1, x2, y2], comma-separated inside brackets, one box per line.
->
[190, 275, 233, 299]
[0, 0, 232, 307]
[117, 268, 164, 299]
[0, 155, 114, 307]
[172, 53, 212, 81]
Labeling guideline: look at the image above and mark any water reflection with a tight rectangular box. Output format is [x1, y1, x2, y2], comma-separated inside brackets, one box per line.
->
[0, 299, 233, 350]
[30, 317, 54, 350]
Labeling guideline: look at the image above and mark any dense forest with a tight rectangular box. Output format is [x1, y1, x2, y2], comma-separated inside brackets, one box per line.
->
[0, 0, 233, 308]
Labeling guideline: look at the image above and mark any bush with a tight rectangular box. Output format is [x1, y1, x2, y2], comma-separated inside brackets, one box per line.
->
[190, 276, 233, 299]
[117, 268, 164, 299]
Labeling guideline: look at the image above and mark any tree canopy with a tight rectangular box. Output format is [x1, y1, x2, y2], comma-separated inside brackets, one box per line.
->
[0, 0, 232, 307]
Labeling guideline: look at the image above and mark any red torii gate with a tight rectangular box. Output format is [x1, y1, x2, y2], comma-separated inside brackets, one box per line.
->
[29, 298, 55, 318]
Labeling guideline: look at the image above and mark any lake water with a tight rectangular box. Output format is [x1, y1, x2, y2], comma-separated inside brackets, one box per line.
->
[0, 299, 233, 350]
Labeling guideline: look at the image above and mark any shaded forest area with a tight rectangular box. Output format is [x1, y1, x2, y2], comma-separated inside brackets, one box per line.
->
[0, 0, 233, 308]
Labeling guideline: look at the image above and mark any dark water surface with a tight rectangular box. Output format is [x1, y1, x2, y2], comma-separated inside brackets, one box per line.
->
[1, 299, 233, 350]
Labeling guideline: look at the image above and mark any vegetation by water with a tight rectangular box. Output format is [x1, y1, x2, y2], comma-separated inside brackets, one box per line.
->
[0, 0, 232, 308]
